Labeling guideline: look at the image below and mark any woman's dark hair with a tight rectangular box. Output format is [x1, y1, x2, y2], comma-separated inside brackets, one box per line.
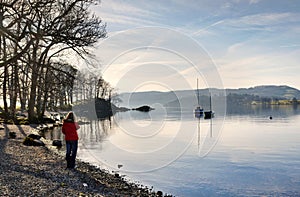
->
[64, 112, 75, 122]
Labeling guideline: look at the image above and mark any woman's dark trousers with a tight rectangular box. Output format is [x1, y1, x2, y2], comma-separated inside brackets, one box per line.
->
[66, 140, 78, 169]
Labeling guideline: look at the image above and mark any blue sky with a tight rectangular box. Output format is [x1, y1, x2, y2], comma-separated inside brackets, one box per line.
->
[90, 0, 300, 92]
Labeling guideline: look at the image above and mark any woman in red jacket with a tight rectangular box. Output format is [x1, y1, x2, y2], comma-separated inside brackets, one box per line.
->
[62, 112, 80, 169]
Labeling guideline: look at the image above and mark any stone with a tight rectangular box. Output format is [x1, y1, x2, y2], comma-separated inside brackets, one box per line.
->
[52, 140, 62, 147]
[27, 133, 42, 140]
[9, 131, 17, 139]
[157, 191, 163, 197]
[117, 164, 123, 169]
[132, 105, 153, 112]
[23, 136, 45, 146]
[42, 117, 56, 123]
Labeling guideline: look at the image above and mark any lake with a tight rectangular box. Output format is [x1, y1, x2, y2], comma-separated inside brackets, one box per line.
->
[74, 105, 300, 196]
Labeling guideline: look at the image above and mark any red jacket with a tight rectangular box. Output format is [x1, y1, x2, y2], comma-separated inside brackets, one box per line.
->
[62, 121, 80, 141]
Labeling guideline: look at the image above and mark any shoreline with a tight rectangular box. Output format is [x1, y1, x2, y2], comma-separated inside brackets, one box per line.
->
[0, 124, 168, 196]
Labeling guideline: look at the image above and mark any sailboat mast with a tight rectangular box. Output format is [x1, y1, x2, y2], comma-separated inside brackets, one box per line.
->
[209, 94, 212, 111]
[197, 78, 200, 106]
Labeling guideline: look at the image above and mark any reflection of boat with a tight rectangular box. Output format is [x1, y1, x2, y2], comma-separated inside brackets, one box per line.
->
[194, 78, 204, 118]
[197, 109, 214, 155]
[204, 95, 214, 119]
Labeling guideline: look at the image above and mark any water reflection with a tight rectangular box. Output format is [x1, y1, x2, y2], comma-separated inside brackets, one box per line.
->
[69, 105, 300, 196]
[45, 105, 300, 151]
[75, 108, 198, 172]
[226, 103, 300, 117]
[195, 115, 217, 158]
[65, 104, 300, 163]
[43, 126, 63, 141]
[79, 118, 112, 144]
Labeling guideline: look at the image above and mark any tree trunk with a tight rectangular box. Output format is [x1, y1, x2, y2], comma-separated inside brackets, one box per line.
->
[41, 67, 50, 118]
[19, 63, 29, 112]
[28, 68, 38, 121]
[10, 53, 20, 117]
[3, 65, 9, 115]
[36, 69, 44, 119]
[2, 37, 9, 115]
[28, 40, 39, 122]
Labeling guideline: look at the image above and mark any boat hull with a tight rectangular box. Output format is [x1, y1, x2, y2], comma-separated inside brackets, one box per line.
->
[204, 111, 214, 119]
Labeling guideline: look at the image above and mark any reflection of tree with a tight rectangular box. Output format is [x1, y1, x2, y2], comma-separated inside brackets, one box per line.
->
[292, 97, 298, 107]
[43, 126, 62, 140]
[226, 103, 300, 117]
[79, 118, 113, 143]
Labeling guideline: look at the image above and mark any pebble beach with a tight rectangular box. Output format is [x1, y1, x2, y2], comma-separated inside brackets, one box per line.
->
[0, 124, 165, 196]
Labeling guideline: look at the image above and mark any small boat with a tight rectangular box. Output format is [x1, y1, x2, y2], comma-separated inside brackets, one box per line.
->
[204, 110, 214, 119]
[204, 94, 214, 119]
[194, 78, 204, 118]
[195, 106, 204, 118]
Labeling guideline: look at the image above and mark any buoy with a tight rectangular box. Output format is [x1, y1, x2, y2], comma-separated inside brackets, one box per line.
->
[269, 116, 273, 120]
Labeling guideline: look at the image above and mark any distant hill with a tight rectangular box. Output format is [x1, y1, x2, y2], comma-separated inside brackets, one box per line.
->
[115, 85, 300, 109]
[226, 85, 300, 100]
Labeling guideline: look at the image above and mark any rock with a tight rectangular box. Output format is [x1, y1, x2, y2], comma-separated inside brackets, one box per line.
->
[132, 105, 153, 112]
[27, 133, 42, 140]
[52, 140, 62, 147]
[16, 117, 30, 125]
[60, 182, 67, 187]
[42, 117, 56, 123]
[9, 131, 17, 139]
[23, 136, 45, 146]
[157, 190, 163, 197]
[16, 111, 27, 117]
[37, 124, 48, 132]
[47, 124, 54, 129]
[19, 120, 30, 125]
[117, 164, 123, 169]
[34, 139, 45, 146]
[116, 107, 130, 112]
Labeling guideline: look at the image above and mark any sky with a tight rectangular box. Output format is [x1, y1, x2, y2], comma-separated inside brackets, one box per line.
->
[88, 0, 300, 92]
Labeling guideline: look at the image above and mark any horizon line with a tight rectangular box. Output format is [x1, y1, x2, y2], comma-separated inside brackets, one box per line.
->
[118, 84, 299, 94]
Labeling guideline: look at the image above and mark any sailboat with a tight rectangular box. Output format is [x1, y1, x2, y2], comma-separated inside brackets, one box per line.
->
[194, 78, 204, 118]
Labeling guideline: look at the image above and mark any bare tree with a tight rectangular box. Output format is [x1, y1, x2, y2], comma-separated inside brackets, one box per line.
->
[0, 0, 106, 121]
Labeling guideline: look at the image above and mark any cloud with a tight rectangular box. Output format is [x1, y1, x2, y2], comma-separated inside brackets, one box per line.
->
[99, 12, 160, 27]
[280, 44, 300, 48]
[192, 20, 224, 36]
[224, 12, 300, 28]
[249, 0, 262, 4]
[92, 0, 163, 30]
[100, 0, 161, 19]
[88, 1, 300, 90]
[226, 42, 246, 54]
[217, 43, 300, 88]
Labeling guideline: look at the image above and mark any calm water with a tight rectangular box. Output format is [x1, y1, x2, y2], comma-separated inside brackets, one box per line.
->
[74, 105, 300, 196]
